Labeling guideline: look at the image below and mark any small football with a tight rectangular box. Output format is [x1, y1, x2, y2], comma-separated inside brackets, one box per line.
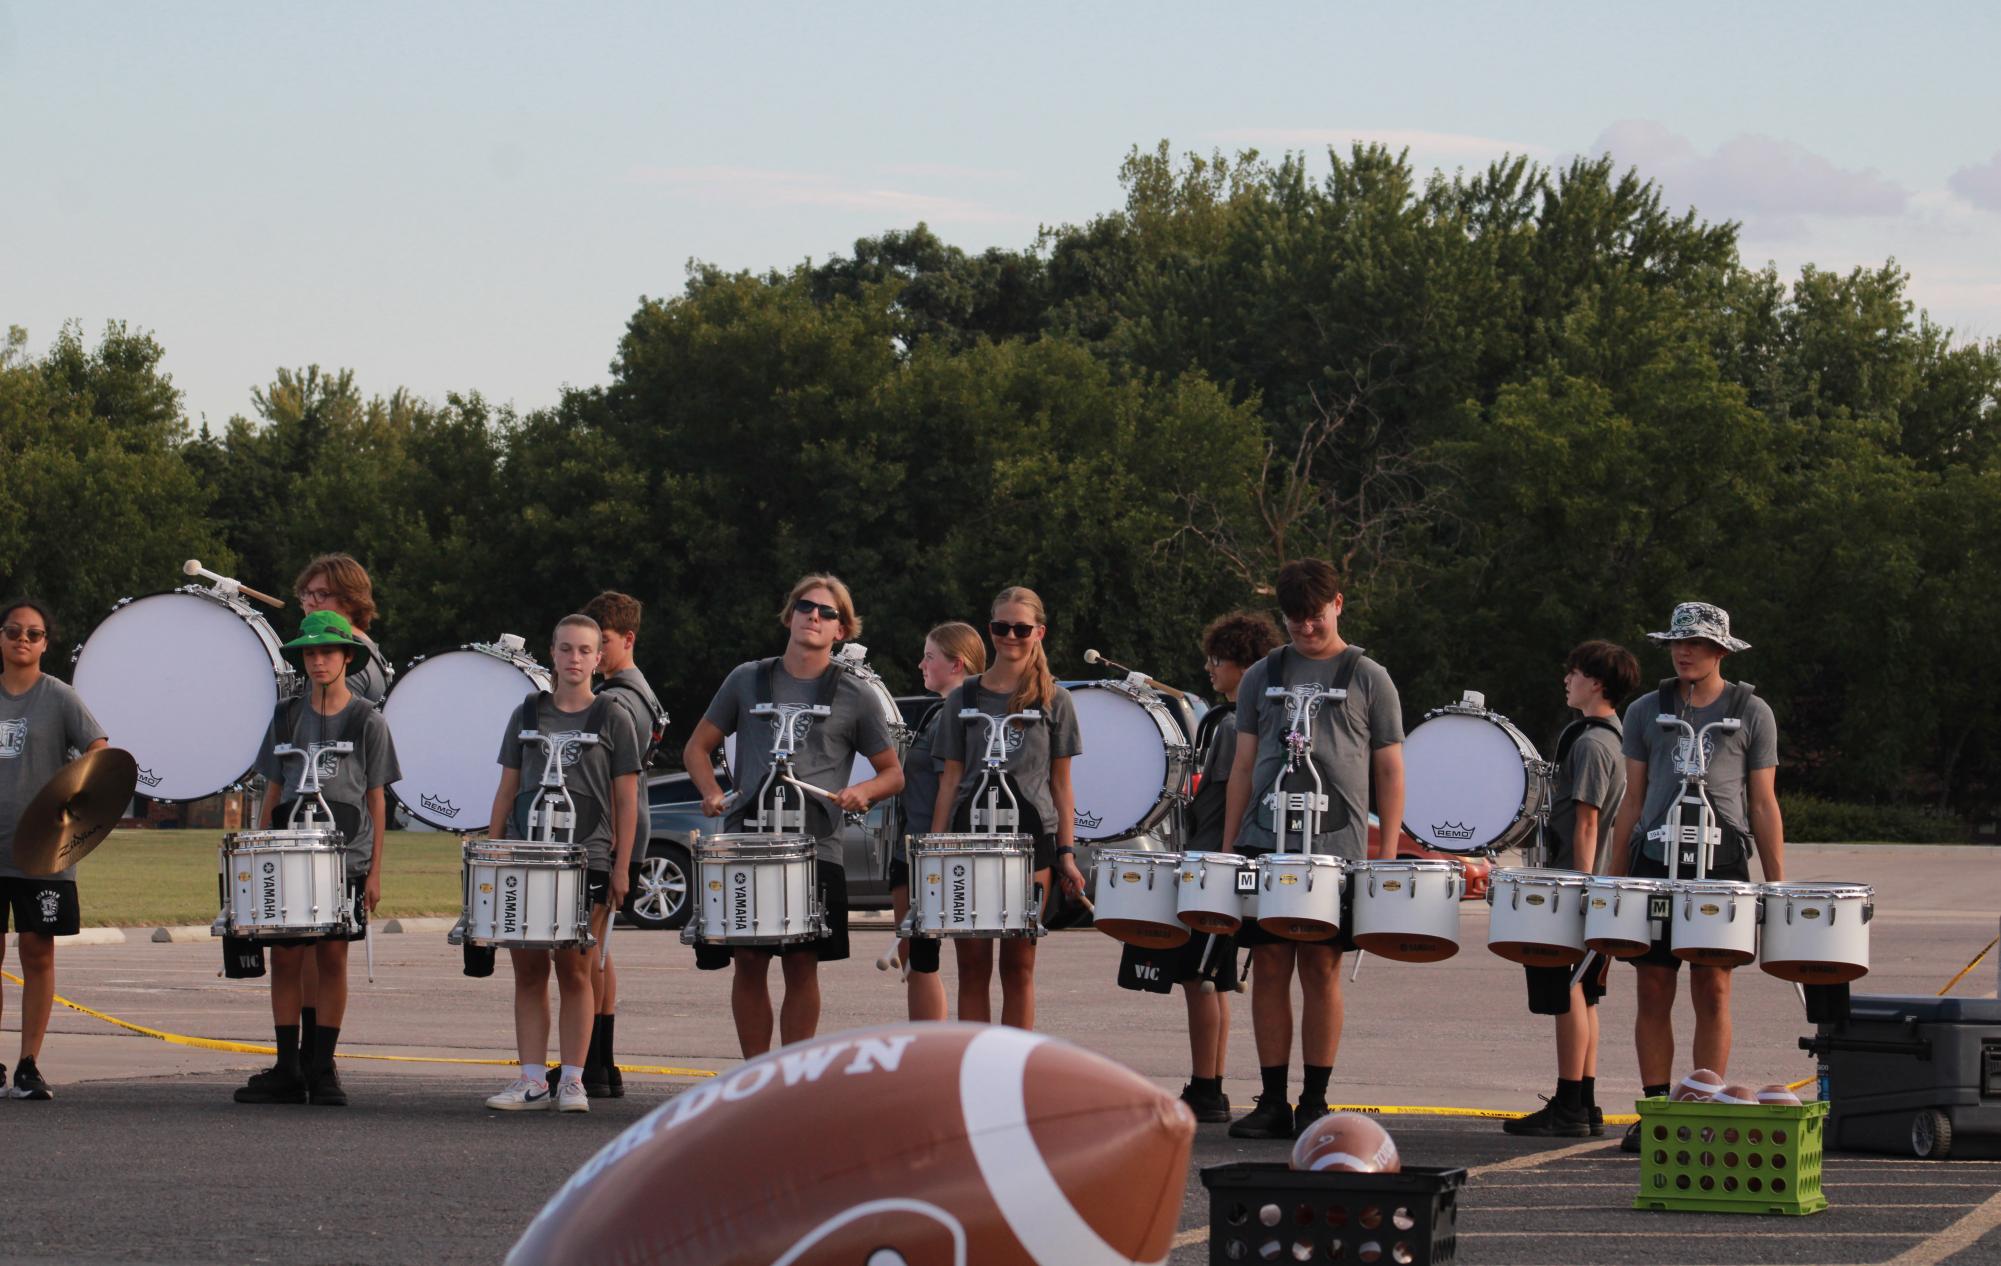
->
[1756, 1084, 1803, 1106]
[1674, 1068, 1725, 1101]
[507, 1022, 1195, 1266]
[1713, 1083, 1761, 1105]
[1289, 1113, 1401, 1174]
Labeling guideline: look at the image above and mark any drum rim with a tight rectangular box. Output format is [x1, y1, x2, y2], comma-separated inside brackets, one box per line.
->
[1350, 857, 1464, 873]
[223, 829, 344, 850]
[1065, 678, 1192, 841]
[1095, 847, 1183, 865]
[1400, 705, 1548, 853]
[1758, 881, 1874, 898]
[1258, 852, 1344, 867]
[912, 831, 1031, 848]
[1178, 849, 1250, 866]
[1676, 879, 1761, 895]
[467, 839, 588, 863]
[1493, 866, 1589, 887]
[1587, 875, 1675, 890]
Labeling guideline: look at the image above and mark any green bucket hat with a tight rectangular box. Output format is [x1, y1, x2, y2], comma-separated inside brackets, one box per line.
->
[283, 609, 365, 666]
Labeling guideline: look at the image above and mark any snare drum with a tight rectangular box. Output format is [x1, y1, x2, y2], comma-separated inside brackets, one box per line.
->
[218, 828, 352, 939]
[1759, 882, 1873, 983]
[1486, 867, 1588, 965]
[1176, 851, 1253, 934]
[1256, 853, 1345, 942]
[908, 833, 1038, 938]
[1092, 849, 1188, 948]
[687, 834, 825, 946]
[1349, 859, 1464, 962]
[1584, 876, 1673, 959]
[1672, 880, 1760, 967]
[1402, 696, 1548, 854]
[75, 589, 297, 802]
[386, 638, 552, 830]
[1066, 680, 1193, 843]
[461, 839, 592, 949]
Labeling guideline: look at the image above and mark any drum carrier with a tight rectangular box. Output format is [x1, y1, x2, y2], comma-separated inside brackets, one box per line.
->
[213, 738, 358, 941]
[1251, 654, 1353, 942]
[900, 700, 1043, 942]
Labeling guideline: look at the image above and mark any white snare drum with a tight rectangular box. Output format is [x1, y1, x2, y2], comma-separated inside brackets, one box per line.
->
[1584, 876, 1673, 959]
[1176, 851, 1253, 934]
[1402, 696, 1548, 854]
[908, 833, 1038, 938]
[1486, 867, 1588, 965]
[1672, 879, 1760, 967]
[386, 638, 552, 830]
[75, 589, 297, 802]
[1093, 849, 1188, 948]
[1067, 680, 1192, 843]
[218, 829, 351, 939]
[688, 834, 824, 946]
[1350, 859, 1463, 962]
[461, 839, 591, 949]
[1256, 853, 1346, 942]
[1759, 882, 1873, 983]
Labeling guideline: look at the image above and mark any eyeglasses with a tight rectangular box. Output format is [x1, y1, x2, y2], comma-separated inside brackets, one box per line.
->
[793, 599, 841, 622]
[297, 588, 335, 604]
[1, 625, 47, 643]
[989, 621, 1038, 640]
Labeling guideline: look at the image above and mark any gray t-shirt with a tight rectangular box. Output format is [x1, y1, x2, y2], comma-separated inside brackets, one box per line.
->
[597, 666, 664, 857]
[0, 676, 109, 880]
[256, 696, 402, 878]
[1622, 684, 1779, 864]
[498, 696, 642, 872]
[704, 659, 895, 863]
[897, 702, 948, 862]
[1233, 647, 1404, 861]
[935, 681, 1083, 838]
[1187, 702, 1238, 851]
[348, 630, 391, 705]
[1547, 717, 1625, 871]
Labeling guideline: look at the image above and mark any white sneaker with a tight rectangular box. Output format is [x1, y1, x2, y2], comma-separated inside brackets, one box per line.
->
[485, 1077, 554, 1111]
[556, 1077, 590, 1113]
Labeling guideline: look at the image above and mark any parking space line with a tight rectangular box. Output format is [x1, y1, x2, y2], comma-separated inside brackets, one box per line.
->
[1468, 1138, 1622, 1175]
[1465, 1230, 1921, 1238]
[1463, 1202, 1977, 1213]
[1884, 1188, 2001, 1266]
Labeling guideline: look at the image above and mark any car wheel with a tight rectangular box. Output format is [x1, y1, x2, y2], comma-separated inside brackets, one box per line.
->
[624, 842, 691, 930]
[1912, 1109, 1953, 1159]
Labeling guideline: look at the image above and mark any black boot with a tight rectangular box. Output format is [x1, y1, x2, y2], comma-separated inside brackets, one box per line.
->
[307, 1025, 347, 1106]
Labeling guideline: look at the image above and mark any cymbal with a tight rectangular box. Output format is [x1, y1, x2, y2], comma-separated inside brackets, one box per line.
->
[12, 747, 139, 876]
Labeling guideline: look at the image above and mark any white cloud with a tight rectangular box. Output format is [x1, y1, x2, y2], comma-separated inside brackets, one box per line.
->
[1208, 127, 1552, 164]
[1947, 151, 2001, 213]
[1590, 121, 1908, 228]
[625, 165, 1020, 224]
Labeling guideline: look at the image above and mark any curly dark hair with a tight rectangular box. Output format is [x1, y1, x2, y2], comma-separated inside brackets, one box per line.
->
[1201, 611, 1283, 669]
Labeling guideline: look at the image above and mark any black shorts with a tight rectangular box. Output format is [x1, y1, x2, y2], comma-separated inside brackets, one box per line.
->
[586, 869, 611, 909]
[694, 863, 850, 970]
[1117, 931, 1238, 993]
[1627, 852, 1752, 971]
[0, 876, 81, 937]
[1524, 957, 1609, 1014]
[1232, 851, 1357, 953]
[266, 877, 369, 946]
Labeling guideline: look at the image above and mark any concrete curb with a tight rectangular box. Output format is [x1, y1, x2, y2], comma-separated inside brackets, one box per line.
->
[61, 928, 133, 946]
[378, 916, 458, 934]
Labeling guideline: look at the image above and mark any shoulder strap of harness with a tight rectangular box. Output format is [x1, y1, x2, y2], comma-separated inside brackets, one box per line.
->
[1655, 678, 1757, 722]
[1554, 715, 1620, 767]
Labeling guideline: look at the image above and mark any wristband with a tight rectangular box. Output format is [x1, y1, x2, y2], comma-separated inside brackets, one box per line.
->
[1056, 845, 1076, 858]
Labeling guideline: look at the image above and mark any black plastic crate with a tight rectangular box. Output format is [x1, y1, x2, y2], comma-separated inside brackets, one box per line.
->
[1200, 1162, 1466, 1264]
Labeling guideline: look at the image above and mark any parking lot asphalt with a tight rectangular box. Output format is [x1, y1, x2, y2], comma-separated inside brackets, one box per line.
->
[1, 844, 1995, 1263]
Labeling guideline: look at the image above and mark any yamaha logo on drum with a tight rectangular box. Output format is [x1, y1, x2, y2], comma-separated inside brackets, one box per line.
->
[260, 859, 279, 920]
[502, 873, 521, 933]
[1431, 822, 1476, 840]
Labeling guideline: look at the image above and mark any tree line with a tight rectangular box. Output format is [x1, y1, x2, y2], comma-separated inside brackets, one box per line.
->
[5, 143, 1996, 820]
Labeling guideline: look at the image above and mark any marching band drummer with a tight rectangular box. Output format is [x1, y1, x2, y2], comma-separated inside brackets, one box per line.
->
[1605, 602, 1784, 1153]
[931, 586, 1087, 1031]
[580, 590, 668, 1099]
[1221, 559, 1405, 1140]
[682, 575, 902, 1057]
[234, 611, 400, 1108]
[482, 615, 641, 1114]
[894, 622, 986, 1022]
[0, 599, 108, 1102]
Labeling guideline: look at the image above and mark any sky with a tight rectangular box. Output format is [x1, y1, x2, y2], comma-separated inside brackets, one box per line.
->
[4, 1, 1998, 427]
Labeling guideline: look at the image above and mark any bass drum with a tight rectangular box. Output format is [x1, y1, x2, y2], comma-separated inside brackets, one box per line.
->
[73, 588, 297, 801]
[1402, 693, 1548, 855]
[1066, 680, 1192, 843]
[385, 637, 552, 831]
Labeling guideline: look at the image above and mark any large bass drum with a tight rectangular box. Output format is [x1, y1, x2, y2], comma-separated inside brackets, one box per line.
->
[72, 588, 298, 801]
[385, 636, 552, 831]
[1065, 679, 1191, 843]
[1402, 692, 1549, 855]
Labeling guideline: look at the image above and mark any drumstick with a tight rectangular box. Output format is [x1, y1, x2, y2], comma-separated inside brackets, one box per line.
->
[1348, 949, 1365, 981]
[183, 559, 285, 609]
[599, 907, 615, 969]
[365, 920, 375, 984]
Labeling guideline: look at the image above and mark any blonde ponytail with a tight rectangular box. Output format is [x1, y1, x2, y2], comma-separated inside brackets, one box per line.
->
[991, 586, 1055, 714]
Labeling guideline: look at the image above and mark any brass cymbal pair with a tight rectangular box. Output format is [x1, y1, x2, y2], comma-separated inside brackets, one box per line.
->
[11, 748, 139, 876]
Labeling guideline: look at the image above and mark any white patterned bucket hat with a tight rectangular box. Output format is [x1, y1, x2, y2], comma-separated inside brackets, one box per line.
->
[1647, 601, 1750, 652]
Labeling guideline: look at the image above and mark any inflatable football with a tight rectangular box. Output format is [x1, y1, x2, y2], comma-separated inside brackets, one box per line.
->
[1712, 1083, 1761, 1105]
[1289, 1113, 1401, 1174]
[1674, 1068, 1725, 1101]
[507, 1023, 1195, 1266]
[1756, 1084, 1803, 1106]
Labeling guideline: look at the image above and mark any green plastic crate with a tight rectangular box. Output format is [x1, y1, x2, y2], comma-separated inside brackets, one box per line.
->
[1632, 1097, 1828, 1215]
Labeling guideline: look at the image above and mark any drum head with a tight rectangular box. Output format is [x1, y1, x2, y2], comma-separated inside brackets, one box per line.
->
[387, 649, 548, 830]
[73, 592, 289, 801]
[1402, 712, 1532, 853]
[1067, 684, 1172, 841]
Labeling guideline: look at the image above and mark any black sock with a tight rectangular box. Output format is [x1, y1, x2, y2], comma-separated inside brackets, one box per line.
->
[1556, 1078, 1584, 1111]
[600, 1014, 616, 1070]
[314, 1026, 340, 1072]
[1301, 1064, 1332, 1104]
[1644, 1082, 1670, 1100]
[275, 1024, 301, 1076]
[585, 1016, 604, 1070]
[1197, 1075, 1222, 1095]
[1581, 1076, 1598, 1111]
[1260, 1064, 1289, 1102]
[299, 1007, 317, 1063]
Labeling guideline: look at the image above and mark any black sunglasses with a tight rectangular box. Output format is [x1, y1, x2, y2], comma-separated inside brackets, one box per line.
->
[989, 620, 1038, 640]
[1, 625, 48, 643]
[793, 598, 841, 622]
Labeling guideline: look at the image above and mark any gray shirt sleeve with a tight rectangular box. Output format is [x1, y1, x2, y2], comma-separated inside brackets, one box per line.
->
[846, 676, 896, 760]
[702, 662, 757, 737]
[1569, 734, 1620, 811]
[64, 687, 107, 751]
[1360, 659, 1405, 748]
[1048, 687, 1082, 759]
[604, 707, 643, 777]
[934, 685, 969, 764]
[360, 708, 401, 789]
[1744, 697, 1779, 772]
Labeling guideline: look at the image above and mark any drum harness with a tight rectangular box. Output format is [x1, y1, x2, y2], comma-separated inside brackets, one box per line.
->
[1646, 687, 1750, 958]
[278, 699, 367, 966]
[949, 695, 1046, 937]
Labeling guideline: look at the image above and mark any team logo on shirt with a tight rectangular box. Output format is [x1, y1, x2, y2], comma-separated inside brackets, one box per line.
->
[765, 710, 818, 752]
[0, 719, 26, 760]
[549, 731, 591, 767]
[37, 888, 61, 922]
[312, 745, 344, 782]
[1672, 731, 1723, 777]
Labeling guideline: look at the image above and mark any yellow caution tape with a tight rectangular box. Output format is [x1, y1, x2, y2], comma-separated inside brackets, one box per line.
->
[0, 969, 714, 1079]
